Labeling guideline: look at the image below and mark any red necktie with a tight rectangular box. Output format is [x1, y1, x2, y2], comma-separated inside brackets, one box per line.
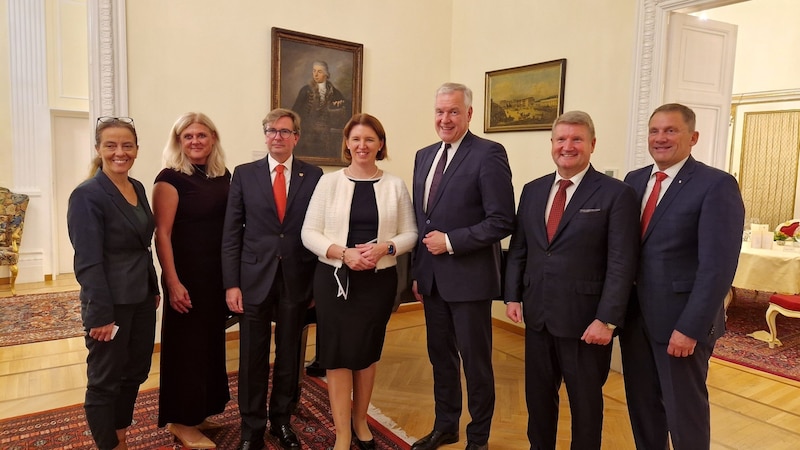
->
[641, 171, 667, 237]
[427, 143, 451, 211]
[274, 164, 287, 222]
[546, 179, 572, 242]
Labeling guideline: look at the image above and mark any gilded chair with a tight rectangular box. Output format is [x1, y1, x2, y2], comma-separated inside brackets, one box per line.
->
[0, 187, 29, 295]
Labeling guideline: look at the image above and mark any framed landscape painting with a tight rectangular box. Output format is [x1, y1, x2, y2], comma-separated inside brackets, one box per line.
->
[484, 59, 567, 132]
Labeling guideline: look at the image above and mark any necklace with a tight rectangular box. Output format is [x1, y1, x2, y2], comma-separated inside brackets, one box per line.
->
[346, 166, 380, 180]
[192, 164, 210, 179]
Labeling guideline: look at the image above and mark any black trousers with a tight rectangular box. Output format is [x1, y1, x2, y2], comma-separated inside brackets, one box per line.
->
[238, 274, 310, 441]
[84, 299, 156, 450]
[422, 290, 495, 445]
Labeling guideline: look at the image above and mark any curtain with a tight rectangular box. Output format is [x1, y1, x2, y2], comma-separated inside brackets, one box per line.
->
[739, 110, 800, 230]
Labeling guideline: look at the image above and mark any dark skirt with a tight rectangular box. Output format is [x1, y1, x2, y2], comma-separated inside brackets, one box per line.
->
[313, 261, 397, 370]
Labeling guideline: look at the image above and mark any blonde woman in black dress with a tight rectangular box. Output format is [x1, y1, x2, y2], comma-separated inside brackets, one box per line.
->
[153, 112, 231, 449]
[302, 114, 417, 450]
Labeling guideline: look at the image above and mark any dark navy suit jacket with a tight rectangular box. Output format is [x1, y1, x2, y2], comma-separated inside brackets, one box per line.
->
[504, 166, 640, 337]
[221, 156, 322, 305]
[67, 170, 159, 329]
[411, 131, 515, 302]
[625, 156, 744, 344]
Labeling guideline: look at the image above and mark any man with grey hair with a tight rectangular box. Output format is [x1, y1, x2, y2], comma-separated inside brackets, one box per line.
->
[411, 82, 515, 450]
[504, 110, 639, 449]
[291, 60, 350, 159]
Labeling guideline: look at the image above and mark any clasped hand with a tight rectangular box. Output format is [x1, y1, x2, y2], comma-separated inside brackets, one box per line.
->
[344, 243, 386, 270]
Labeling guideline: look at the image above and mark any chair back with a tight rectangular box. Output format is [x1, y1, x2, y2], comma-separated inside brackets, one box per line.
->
[0, 187, 30, 254]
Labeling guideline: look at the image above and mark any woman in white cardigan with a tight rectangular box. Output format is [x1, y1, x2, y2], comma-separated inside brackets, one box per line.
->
[302, 114, 417, 450]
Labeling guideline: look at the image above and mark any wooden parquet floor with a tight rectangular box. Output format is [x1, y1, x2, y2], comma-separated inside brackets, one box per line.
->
[2, 277, 800, 449]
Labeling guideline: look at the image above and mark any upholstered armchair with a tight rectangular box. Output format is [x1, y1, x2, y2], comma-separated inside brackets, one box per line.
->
[0, 187, 29, 295]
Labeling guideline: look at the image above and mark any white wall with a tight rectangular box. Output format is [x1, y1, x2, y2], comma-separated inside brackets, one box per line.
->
[124, 0, 453, 191]
[701, 0, 800, 94]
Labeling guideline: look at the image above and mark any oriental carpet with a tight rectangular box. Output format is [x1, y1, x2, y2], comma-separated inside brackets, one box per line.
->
[0, 290, 83, 347]
[0, 371, 411, 449]
[713, 289, 800, 382]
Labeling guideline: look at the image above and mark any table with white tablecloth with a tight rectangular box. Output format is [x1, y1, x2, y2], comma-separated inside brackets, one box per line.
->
[733, 241, 800, 294]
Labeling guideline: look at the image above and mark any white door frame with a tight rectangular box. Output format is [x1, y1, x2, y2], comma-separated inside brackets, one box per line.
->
[626, 0, 748, 171]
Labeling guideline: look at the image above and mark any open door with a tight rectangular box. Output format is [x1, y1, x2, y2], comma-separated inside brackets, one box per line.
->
[664, 12, 737, 170]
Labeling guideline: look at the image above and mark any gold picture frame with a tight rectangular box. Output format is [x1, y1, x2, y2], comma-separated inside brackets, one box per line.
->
[484, 59, 567, 132]
[271, 28, 363, 166]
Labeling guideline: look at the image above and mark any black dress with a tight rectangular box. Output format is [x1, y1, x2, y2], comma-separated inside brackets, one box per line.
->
[314, 179, 398, 370]
[156, 166, 231, 427]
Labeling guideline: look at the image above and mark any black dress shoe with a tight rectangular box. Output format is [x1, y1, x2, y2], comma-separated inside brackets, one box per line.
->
[465, 442, 488, 450]
[305, 358, 325, 377]
[411, 430, 459, 450]
[237, 439, 265, 450]
[352, 425, 376, 450]
[269, 423, 301, 449]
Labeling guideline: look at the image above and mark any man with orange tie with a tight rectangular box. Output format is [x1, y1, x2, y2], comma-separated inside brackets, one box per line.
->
[504, 110, 640, 449]
[221, 108, 322, 450]
[620, 103, 744, 449]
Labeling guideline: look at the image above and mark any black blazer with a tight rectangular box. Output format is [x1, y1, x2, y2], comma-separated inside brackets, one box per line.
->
[411, 131, 516, 302]
[504, 166, 640, 337]
[221, 156, 322, 305]
[67, 170, 159, 329]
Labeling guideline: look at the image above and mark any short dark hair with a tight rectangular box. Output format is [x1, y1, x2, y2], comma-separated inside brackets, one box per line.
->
[341, 113, 388, 163]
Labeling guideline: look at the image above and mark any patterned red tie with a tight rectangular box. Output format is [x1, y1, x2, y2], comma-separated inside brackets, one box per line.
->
[546, 179, 572, 242]
[641, 171, 667, 237]
[273, 164, 287, 223]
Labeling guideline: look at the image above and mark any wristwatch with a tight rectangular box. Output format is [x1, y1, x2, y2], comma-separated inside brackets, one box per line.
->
[387, 243, 396, 255]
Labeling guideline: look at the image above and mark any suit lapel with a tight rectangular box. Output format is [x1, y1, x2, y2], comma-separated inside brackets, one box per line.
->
[286, 159, 308, 208]
[416, 145, 437, 209]
[427, 132, 474, 215]
[550, 167, 602, 244]
[642, 156, 697, 240]
[531, 173, 555, 248]
[96, 171, 151, 249]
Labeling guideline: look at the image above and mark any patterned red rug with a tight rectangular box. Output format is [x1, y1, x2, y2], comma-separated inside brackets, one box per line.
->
[0, 372, 411, 449]
[0, 291, 83, 347]
[713, 289, 800, 382]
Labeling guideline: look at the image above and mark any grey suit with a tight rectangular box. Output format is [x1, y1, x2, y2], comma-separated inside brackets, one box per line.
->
[68, 170, 159, 450]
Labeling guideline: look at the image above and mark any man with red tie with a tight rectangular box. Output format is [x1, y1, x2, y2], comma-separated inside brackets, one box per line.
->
[620, 103, 744, 449]
[504, 110, 640, 449]
[221, 109, 323, 450]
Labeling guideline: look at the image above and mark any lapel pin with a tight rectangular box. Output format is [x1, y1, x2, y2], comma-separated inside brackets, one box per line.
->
[299, 173, 304, 177]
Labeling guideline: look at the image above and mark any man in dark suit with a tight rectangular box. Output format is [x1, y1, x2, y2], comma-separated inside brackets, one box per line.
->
[504, 111, 639, 449]
[221, 108, 323, 450]
[620, 103, 744, 449]
[410, 83, 515, 450]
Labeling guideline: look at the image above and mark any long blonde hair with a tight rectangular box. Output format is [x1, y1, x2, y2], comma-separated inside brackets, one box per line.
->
[162, 112, 227, 177]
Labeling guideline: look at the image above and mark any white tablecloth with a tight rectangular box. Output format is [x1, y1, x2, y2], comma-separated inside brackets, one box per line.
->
[733, 241, 800, 294]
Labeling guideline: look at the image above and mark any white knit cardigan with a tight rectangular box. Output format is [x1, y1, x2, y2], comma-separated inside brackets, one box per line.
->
[301, 169, 418, 269]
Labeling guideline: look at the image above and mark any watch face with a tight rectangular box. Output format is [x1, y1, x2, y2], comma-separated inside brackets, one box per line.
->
[388, 244, 395, 255]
